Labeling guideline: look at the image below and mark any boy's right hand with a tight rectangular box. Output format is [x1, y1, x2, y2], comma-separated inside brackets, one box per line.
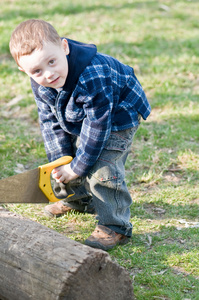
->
[52, 163, 79, 184]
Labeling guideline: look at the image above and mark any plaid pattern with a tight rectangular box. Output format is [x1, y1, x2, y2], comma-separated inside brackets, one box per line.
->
[31, 52, 151, 176]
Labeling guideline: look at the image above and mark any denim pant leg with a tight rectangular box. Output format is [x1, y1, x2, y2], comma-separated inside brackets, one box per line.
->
[53, 177, 93, 211]
[86, 126, 139, 237]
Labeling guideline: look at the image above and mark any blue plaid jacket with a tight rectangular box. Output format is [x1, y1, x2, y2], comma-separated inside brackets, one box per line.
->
[31, 39, 151, 176]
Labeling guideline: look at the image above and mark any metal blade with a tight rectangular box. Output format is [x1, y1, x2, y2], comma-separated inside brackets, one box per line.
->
[0, 168, 49, 203]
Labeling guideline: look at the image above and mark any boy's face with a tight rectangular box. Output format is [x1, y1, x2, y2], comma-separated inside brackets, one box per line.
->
[18, 39, 69, 89]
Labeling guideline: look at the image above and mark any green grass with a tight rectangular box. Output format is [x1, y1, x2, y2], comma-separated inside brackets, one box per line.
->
[0, 0, 199, 299]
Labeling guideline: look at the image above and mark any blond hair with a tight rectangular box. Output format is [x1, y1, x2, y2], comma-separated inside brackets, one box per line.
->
[9, 19, 61, 66]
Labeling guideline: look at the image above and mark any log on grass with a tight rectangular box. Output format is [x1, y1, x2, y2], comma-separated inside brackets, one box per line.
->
[0, 207, 134, 300]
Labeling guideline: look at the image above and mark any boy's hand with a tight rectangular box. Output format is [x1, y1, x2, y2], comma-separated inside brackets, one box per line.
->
[52, 163, 79, 184]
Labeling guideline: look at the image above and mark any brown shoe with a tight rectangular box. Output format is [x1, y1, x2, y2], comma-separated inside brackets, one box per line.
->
[85, 225, 130, 251]
[44, 201, 75, 218]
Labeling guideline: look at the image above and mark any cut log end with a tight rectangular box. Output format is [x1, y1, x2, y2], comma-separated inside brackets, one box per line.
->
[0, 207, 134, 300]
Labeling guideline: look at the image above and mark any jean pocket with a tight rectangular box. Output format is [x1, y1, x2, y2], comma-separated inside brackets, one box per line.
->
[104, 132, 129, 152]
[88, 128, 137, 183]
[104, 127, 138, 151]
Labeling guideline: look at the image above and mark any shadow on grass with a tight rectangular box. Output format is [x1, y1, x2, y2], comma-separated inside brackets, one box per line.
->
[110, 224, 199, 297]
[132, 201, 199, 220]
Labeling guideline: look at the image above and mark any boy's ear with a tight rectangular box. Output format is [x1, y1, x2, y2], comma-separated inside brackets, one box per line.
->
[18, 66, 25, 72]
[62, 39, 70, 55]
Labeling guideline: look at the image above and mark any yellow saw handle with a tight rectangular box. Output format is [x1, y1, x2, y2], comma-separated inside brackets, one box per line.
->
[39, 156, 74, 202]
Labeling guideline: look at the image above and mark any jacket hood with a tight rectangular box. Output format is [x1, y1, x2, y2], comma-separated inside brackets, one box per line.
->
[30, 39, 97, 100]
[63, 38, 97, 92]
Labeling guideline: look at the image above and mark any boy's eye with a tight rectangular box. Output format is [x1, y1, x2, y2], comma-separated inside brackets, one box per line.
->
[49, 59, 55, 65]
[34, 69, 41, 75]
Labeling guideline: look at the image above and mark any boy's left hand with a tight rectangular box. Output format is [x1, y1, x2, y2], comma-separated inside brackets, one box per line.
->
[52, 163, 79, 184]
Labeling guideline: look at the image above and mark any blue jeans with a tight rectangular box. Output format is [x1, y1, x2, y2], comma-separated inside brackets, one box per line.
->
[59, 126, 139, 237]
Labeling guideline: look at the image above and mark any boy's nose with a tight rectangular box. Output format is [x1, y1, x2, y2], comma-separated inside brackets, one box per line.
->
[45, 70, 54, 79]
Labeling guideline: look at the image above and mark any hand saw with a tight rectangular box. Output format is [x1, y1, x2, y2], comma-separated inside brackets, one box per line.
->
[0, 156, 74, 203]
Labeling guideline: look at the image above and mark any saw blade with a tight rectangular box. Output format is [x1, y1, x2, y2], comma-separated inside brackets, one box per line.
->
[0, 168, 49, 203]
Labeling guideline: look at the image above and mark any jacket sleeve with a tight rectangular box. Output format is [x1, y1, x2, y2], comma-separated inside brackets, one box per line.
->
[70, 77, 113, 176]
[31, 80, 73, 162]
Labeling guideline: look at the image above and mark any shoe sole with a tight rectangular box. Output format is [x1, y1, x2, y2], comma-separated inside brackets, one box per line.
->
[84, 237, 130, 251]
[44, 206, 95, 218]
[43, 208, 64, 218]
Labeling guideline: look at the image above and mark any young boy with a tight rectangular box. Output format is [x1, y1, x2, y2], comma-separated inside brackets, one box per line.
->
[9, 19, 151, 251]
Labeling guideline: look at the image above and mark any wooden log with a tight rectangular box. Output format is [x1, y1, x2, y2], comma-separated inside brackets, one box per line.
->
[0, 207, 134, 300]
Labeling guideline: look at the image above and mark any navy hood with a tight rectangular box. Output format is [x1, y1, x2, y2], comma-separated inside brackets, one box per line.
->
[63, 38, 97, 92]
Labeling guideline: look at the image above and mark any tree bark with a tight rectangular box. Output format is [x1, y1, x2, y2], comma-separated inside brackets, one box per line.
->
[0, 207, 134, 300]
